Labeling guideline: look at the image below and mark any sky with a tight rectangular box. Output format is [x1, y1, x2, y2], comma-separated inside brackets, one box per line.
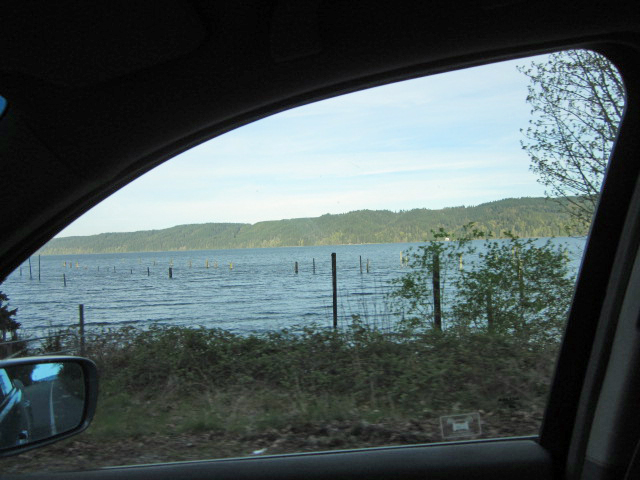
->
[57, 55, 548, 238]
[31, 363, 62, 382]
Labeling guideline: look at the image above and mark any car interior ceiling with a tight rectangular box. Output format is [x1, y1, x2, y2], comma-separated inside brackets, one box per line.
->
[1, 1, 640, 479]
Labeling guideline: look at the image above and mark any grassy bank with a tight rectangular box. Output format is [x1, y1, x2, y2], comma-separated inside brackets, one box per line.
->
[1, 324, 559, 472]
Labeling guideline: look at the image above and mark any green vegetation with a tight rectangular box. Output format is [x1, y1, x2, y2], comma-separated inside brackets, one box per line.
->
[0, 289, 18, 342]
[391, 226, 574, 342]
[4, 322, 556, 471]
[0, 282, 20, 357]
[39, 197, 584, 255]
[88, 324, 555, 430]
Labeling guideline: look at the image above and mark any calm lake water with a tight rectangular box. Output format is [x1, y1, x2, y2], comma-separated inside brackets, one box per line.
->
[3, 238, 587, 337]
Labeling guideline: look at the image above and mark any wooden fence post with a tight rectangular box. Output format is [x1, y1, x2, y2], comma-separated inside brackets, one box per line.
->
[432, 252, 442, 331]
[517, 257, 525, 330]
[332, 253, 338, 329]
[79, 304, 85, 356]
[486, 289, 494, 332]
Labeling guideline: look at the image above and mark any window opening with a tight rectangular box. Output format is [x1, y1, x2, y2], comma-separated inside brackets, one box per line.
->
[0, 49, 625, 472]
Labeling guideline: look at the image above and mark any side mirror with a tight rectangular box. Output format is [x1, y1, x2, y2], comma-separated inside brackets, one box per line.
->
[0, 356, 98, 457]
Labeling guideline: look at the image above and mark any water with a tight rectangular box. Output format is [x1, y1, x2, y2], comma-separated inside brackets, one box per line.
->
[3, 238, 586, 337]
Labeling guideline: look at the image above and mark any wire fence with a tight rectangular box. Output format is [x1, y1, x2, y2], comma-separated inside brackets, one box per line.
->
[0, 332, 79, 359]
[0, 304, 88, 359]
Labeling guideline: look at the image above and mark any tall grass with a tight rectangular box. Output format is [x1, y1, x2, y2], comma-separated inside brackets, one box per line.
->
[79, 322, 558, 442]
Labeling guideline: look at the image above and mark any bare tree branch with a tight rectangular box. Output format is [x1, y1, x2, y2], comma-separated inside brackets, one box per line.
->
[518, 50, 625, 231]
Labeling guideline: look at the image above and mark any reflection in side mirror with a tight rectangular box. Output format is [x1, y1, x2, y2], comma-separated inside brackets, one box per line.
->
[0, 357, 98, 457]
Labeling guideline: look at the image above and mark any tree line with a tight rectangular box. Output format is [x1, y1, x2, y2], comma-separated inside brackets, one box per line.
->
[38, 197, 582, 255]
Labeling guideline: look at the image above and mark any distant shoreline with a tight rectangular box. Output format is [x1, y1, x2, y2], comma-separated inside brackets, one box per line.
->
[37, 235, 586, 257]
[38, 197, 584, 256]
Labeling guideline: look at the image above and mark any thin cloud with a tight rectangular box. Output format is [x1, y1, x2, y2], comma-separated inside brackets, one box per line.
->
[58, 55, 547, 237]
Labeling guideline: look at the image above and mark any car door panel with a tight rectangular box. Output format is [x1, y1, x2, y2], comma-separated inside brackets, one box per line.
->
[2, 439, 551, 480]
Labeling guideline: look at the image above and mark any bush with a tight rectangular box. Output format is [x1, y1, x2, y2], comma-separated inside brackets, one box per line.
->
[391, 224, 574, 341]
[87, 324, 557, 416]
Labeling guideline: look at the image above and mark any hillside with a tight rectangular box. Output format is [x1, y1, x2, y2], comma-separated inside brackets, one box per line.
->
[39, 197, 583, 255]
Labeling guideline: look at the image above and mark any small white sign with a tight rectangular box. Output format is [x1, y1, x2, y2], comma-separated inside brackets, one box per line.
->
[439, 412, 482, 440]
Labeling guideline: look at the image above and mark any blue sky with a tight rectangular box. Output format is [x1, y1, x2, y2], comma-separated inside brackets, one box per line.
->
[58, 56, 547, 237]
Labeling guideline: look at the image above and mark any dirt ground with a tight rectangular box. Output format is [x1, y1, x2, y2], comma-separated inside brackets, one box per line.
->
[0, 410, 540, 474]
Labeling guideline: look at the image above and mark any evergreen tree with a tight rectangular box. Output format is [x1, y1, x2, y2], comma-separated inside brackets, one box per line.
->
[0, 282, 20, 342]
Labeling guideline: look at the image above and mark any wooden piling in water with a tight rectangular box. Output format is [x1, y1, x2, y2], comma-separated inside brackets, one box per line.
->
[366, 259, 370, 273]
[79, 304, 85, 356]
[38, 255, 41, 282]
[169, 267, 173, 279]
[206, 259, 209, 269]
[19, 266, 22, 277]
[29, 257, 32, 280]
[63, 273, 66, 287]
[294, 261, 298, 274]
[332, 253, 337, 329]
[312, 258, 316, 274]
[147, 267, 150, 276]
[432, 252, 442, 331]
[360, 256, 363, 274]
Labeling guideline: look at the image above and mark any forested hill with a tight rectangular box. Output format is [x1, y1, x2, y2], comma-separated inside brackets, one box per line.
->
[39, 197, 584, 255]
